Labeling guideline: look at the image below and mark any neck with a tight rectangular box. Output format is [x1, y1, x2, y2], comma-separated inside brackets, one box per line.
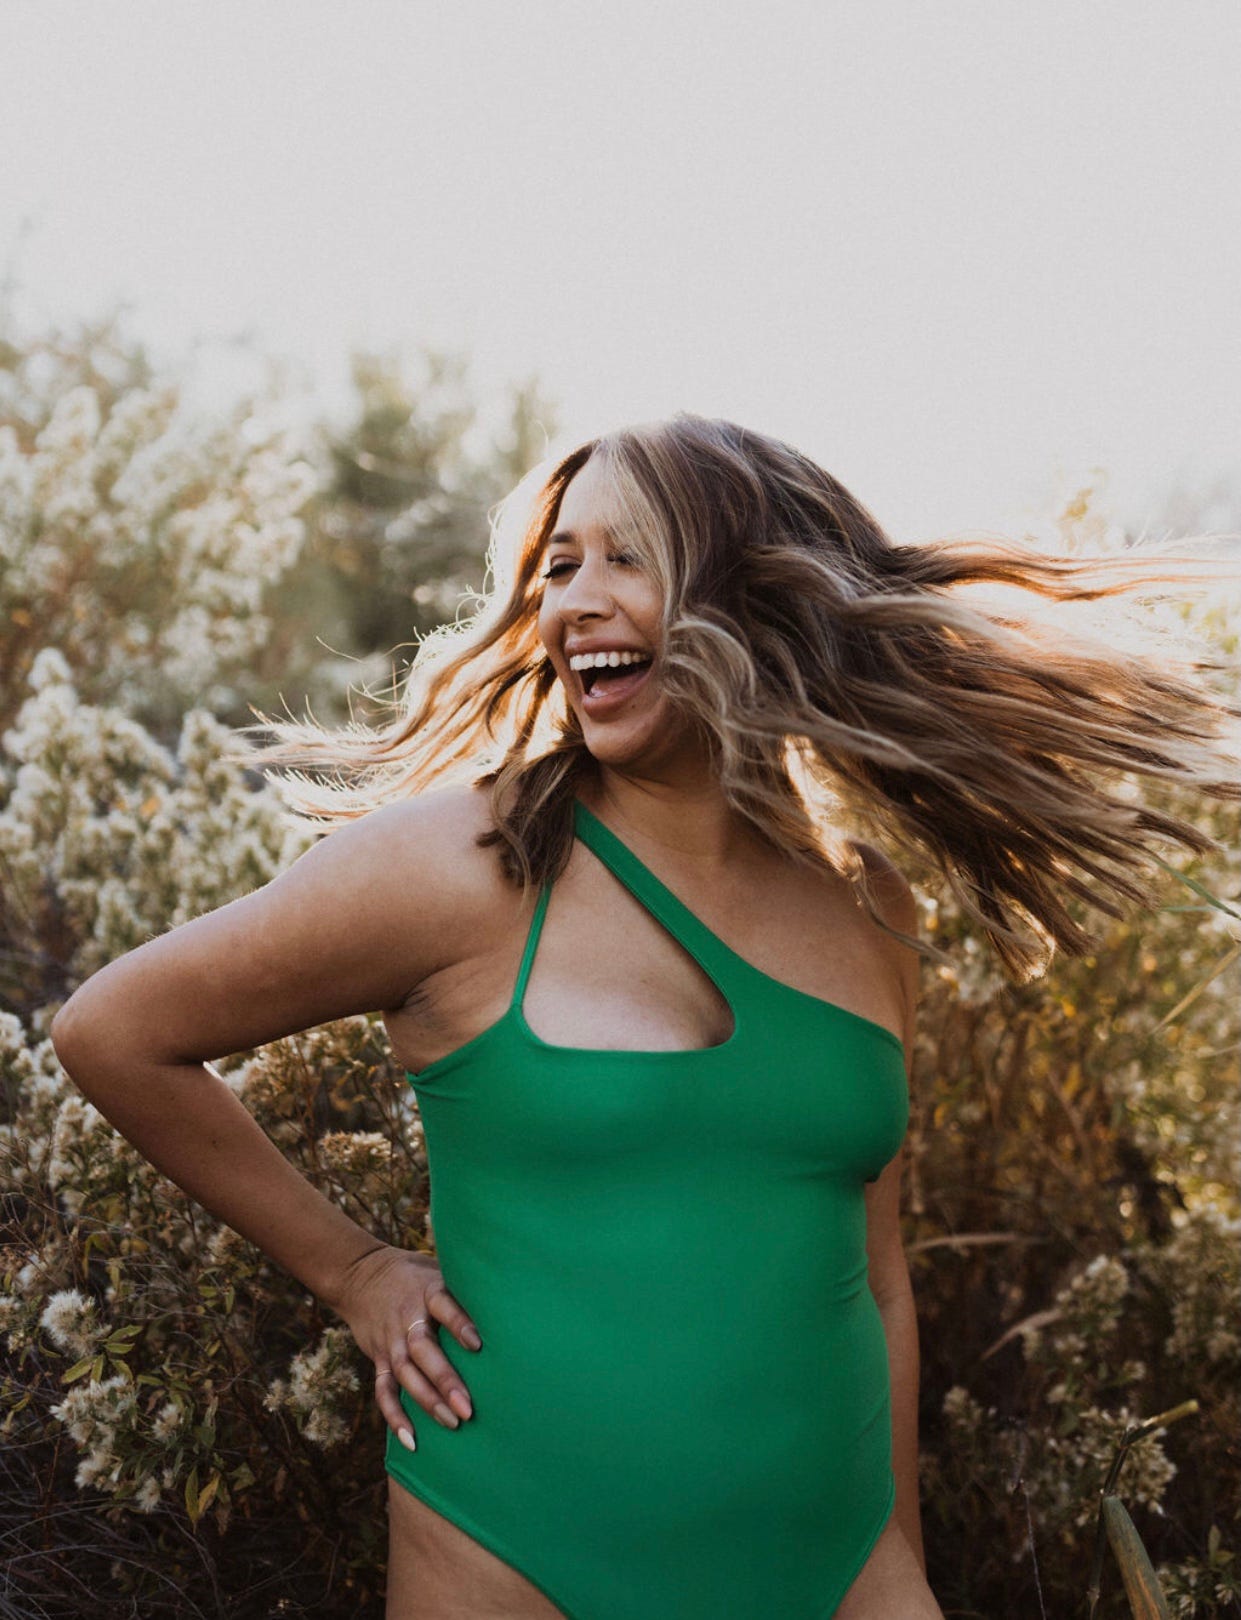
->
[576, 766, 763, 872]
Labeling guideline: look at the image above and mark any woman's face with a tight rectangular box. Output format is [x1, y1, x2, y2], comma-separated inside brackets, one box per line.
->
[537, 456, 703, 778]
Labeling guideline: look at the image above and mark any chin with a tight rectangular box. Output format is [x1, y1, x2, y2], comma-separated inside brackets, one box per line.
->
[580, 722, 691, 773]
[572, 692, 696, 764]
[579, 732, 648, 763]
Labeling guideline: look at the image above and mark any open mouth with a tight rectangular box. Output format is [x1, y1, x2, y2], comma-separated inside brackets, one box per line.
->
[576, 655, 654, 710]
[580, 656, 651, 694]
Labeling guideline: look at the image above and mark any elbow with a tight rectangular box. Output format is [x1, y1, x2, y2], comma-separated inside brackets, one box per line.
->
[50, 958, 122, 1058]
[49, 991, 106, 1087]
[50, 999, 88, 1084]
[49, 1000, 78, 1063]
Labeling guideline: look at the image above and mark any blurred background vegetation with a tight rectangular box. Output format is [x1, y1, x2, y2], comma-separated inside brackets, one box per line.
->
[1, 309, 1237, 1618]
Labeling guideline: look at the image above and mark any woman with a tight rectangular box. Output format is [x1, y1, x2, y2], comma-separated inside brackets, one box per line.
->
[51, 415, 1239, 1619]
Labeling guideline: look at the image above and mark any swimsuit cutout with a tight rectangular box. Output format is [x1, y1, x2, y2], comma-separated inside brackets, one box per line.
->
[385, 797, 910, 1619]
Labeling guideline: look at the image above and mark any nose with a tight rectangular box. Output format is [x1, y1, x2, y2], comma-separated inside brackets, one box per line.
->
[556, 552, 615, 622]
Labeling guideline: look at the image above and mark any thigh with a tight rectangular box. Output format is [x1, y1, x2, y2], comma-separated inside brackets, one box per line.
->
[835, 1512, 944, 1620]
[385, 1475, 568, 1620]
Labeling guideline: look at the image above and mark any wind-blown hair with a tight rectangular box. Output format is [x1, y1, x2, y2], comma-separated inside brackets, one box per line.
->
[232, 412, 1241, 981]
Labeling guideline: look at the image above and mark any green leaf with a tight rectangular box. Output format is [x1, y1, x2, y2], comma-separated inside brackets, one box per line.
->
[1147, 852, 1241, 919]
[104, 1325, 143, 1354]
[197, 1472, 222, 1517]
[1102, 1496, 1171, 1618]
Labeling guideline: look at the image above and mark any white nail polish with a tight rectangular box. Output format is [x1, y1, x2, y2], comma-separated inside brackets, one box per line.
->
[398, 1428, 416, 1452]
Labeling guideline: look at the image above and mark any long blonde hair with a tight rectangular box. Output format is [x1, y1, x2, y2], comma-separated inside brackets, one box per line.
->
[231, 412, 1241, 981]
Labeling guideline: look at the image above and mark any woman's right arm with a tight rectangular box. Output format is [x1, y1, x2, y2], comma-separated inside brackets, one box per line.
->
[48, 790, 480, 1318]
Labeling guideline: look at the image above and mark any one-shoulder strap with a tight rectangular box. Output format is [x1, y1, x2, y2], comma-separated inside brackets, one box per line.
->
[511, 880, 553, 1007]
[569, 799, 744, 993]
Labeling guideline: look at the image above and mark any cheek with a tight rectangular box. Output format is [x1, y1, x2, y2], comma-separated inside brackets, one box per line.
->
[535, 601, 558, 655]
[627, 581, 665, 641]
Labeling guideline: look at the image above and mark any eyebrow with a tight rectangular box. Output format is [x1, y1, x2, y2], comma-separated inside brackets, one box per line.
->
[543, 525, 617, 550]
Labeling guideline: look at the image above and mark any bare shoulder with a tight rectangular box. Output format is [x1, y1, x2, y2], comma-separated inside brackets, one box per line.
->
[846, 839, 919, 937]
[332, 781, 519, 963]
[846, 840, 921, 1052]
[356, 780, 504, 886]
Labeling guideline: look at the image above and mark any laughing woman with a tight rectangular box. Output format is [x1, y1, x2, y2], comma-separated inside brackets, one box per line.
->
[51, 414, 1239, 1619]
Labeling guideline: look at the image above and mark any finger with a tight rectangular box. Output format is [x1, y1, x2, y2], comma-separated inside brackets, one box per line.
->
[404, 1318, 474, 1424]
[385, 1341, 455, 1425]
[378, 1355, 448, 1438]
[373, 1364, 421, 1451]
[424, 1280, 484, 1354]
[385, 1331, 468, 1430]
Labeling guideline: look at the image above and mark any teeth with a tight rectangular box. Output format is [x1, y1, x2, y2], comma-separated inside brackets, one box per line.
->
[568, 650, 651, 672]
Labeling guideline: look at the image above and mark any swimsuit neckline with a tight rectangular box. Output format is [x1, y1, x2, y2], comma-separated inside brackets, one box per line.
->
[568, 798, 905, 1055]
[404, 798, 904, 1081]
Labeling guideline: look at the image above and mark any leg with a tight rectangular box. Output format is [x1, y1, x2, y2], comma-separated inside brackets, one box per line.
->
[385, 1475, 569, 1620]
[835, 1511, 944, 1620]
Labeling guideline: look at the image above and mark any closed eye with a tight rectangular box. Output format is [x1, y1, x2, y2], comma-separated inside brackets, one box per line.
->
[540, 552, 640, 581]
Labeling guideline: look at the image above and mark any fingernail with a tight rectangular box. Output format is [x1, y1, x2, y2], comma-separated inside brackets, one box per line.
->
[398, 1428, 416, 1452]
[462, 1326, 482, 1350]
[450, 1389, 472, 1421]
[434, 1402, 459, 1429]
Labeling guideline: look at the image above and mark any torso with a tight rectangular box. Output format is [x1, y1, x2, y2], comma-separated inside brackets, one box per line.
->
[380, 782, 913, 1620]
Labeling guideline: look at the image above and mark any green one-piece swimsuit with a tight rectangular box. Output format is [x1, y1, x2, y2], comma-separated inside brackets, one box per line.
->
[385, 797, 910, 1619]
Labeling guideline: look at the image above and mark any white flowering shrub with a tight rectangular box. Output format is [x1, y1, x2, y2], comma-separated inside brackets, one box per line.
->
[1137, 1203, 1241, 1370]
[262, 1325, 362, 1450]
[0, 663, 427, 1612]
[0, 341, 318, 730]
[929, 1255, 1178, 1560]
[1019, 1254, 1149, 1407]
[0, 649, 314, 992]
[1159, 1526, 1241, 1618]
[1, 987, 427, 1605]
[938, 1381, 1177, 1535]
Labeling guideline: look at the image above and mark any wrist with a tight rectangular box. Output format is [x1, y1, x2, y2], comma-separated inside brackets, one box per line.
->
[316, 1230, 393, 1316]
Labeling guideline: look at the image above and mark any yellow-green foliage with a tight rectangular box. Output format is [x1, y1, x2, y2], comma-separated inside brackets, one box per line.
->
[907, 706, 1239, 1615]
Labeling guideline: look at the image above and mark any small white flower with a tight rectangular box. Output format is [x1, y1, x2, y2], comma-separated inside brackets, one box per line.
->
[152, 1402, 184, 1442]
[38, 1288, 104, 1358]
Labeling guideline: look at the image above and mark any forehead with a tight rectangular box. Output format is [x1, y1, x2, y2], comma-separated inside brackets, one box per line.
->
[550, 455, 626, 539]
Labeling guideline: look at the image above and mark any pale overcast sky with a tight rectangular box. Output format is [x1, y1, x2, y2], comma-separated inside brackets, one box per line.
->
[1, 1, 1238, 544]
